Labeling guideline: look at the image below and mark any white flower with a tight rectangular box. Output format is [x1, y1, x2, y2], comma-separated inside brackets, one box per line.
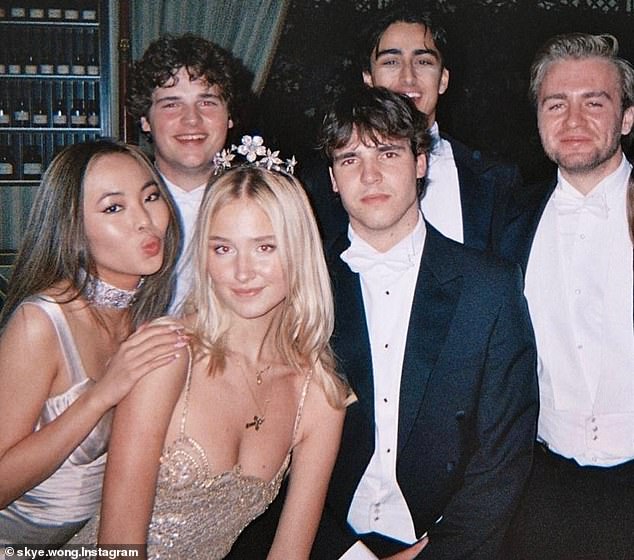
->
[213, 149, 235, 172]
[285, 156, 297, 174]
[237, 135, 266, 162]
[260, 149, 283, 170]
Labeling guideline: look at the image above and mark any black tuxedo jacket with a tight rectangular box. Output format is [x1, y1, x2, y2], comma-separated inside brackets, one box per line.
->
[301, 135, 523, 253]
[312, 225, 538, 560]
[494, 176, 556, 273]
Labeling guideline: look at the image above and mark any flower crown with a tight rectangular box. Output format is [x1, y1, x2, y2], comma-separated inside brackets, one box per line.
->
[213, 135, 297, 175]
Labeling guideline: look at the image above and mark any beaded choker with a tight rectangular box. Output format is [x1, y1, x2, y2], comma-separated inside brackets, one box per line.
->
[84, 274, 140, 309]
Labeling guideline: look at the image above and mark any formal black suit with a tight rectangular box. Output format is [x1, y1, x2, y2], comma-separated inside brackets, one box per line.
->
[301, 135, 523, 253]
[312, 224, 538, 560]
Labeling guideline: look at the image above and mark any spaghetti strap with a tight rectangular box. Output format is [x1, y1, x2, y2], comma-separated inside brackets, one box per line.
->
[178, 345, 194, 437]
[290, 370, 313, 448]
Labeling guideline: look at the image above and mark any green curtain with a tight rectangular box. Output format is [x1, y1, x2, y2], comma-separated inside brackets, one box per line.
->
[131, 0, 290, 92]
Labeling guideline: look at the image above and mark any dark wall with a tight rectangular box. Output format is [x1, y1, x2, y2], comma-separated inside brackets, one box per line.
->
[254, 0, 634, 183]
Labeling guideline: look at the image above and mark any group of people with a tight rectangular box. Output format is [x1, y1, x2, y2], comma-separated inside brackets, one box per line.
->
[0, 6, 633, 560]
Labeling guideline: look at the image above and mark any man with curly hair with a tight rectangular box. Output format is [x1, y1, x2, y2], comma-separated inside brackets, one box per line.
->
[128, 34, 237, 312]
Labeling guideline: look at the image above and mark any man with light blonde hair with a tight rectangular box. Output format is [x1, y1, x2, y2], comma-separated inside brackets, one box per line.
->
[500, 32, 634, 559]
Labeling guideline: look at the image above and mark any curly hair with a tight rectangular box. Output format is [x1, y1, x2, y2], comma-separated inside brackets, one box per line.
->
[127, 34, 238, 123]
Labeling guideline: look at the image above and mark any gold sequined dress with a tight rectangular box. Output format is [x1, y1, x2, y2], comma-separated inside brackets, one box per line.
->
[72, 355, 311, 560]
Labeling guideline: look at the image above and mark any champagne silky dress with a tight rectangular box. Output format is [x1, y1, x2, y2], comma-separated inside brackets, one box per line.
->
[0, 297, 112, 546]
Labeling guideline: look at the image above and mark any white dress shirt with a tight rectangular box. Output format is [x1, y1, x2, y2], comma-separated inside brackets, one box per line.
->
[422, 123, 463, 244]
[525, 156, 634, 467]
[161, 174, 206, 314]
[339, 215, 426, 559]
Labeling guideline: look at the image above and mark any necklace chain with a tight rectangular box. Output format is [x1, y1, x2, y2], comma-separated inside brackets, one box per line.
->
[255, 364, 271, 385]
[236, 358, 272, 431]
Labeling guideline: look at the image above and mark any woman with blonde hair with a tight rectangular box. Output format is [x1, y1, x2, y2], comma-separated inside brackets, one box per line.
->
[95, 144, 352, 559]
[0, 140, 184, 546]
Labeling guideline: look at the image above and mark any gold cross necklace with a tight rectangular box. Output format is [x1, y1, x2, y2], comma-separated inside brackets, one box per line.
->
[236, 358, 272, 431]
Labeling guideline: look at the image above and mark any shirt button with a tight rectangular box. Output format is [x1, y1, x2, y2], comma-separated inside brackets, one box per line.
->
[593, 435, 598, 441]
[385, 290, 390, 295]
[574, 289, 581, 295]
[577, 344, 583, 350]
[580, 233, 586, 239]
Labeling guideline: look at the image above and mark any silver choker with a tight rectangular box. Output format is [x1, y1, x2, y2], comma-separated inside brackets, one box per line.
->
[84, 275, 140, 309]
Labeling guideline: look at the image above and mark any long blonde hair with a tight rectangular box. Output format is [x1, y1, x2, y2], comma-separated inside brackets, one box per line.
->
[185, 166, 350, 408]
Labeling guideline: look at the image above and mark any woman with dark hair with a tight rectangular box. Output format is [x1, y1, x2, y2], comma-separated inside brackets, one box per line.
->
[0, 140, 185, 545]
[86, 141, 353, 559]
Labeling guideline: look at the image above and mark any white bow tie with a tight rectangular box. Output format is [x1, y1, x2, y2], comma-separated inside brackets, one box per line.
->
[341, 242, 416, 276]
[552, 188, 609, 219]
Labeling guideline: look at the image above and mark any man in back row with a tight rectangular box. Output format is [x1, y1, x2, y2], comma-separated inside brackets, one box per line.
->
[305, 7, 522, 252]
[127, 34, 237, 312]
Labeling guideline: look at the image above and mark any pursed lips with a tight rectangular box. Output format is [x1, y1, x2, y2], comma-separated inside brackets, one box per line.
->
[141, 236, 162, 257]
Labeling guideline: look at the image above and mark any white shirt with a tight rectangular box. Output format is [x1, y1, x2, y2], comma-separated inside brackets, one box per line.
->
[525, 156, 634, 467]
[422, 123, 463, 244]
[340, 216, 426, 559]
[161, 174, 206, 314]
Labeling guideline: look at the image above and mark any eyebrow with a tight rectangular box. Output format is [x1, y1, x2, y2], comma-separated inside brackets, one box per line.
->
[332, 143, 406, 163]
[208, 234, 276, 242]
[375, 47, 440, 60]
[541, 90, 613, 104]
[97, 180, 157, 202]
[155, 92, 223, 102]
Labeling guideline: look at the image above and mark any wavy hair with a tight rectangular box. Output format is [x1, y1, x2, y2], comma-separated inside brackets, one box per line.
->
[127, 33, 238, 125]
[185, 166, 350, 408]
[0, 140, 180, 332]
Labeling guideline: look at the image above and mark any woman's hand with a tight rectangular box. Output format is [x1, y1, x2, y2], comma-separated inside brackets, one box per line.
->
[90, 318, 188, 410]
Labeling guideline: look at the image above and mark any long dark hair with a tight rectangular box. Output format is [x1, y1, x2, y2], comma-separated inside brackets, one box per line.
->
[0, 139, 180, 332]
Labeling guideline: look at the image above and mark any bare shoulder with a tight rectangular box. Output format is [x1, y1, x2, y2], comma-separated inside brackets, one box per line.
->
[128, 345, 190, 403]
[0, 302, 59, 360]
[296, 372, 346, 442]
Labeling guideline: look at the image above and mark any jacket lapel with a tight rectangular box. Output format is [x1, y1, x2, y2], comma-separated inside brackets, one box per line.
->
[398, 225, 464, 454]
[329, 235, 375, 427]
[499, 178, 556, 272]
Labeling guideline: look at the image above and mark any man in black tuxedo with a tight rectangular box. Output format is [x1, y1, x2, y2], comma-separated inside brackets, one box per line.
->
[303, 6, 522, 252]
[311, 86, 537, 560]
[499, 33, 634, 560]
